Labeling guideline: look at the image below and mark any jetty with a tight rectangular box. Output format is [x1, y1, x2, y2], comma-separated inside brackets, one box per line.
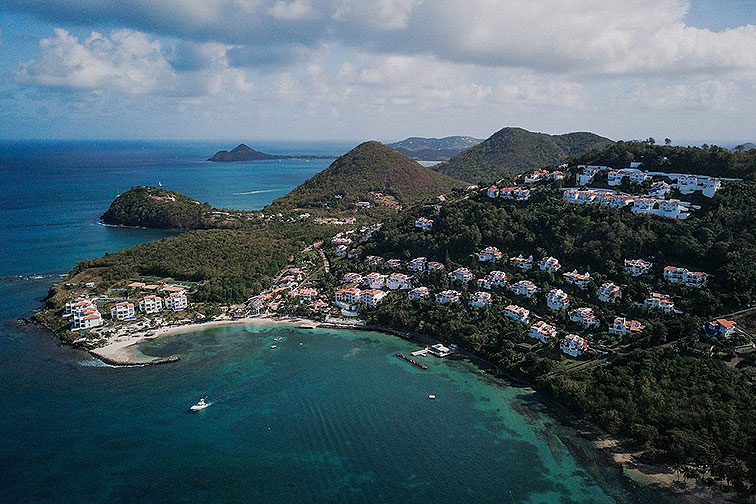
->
[395, 353, 428, 370]
[411, 347, 430, 356]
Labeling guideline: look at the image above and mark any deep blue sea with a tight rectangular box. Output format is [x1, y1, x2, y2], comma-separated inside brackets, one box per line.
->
[0, 141, 678, 503]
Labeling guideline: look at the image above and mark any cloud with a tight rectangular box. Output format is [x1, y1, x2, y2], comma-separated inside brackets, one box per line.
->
[3, 0, 756, 76]
[15, 28, 253, 97]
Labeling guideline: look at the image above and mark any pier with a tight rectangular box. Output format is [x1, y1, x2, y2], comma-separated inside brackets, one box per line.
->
[395, 353, 428, 370]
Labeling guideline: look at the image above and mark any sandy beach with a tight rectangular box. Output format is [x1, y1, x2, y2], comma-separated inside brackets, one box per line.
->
[90, 315, 318, 365]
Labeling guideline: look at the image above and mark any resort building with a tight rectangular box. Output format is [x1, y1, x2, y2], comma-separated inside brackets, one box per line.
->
[293, 288, 319, 301]
[448, 267, 474, 283]
[499, 187, 531, 201]
[510, 254, 534, 270]
[335, 288, 361, 310]
[563, 270, 591, 290]
[560, 334, 588, 357]
[386, 259, 403, 270]
[644, 292, 676, 313]
[569, 307, 599, 327]
[524, 170, 549, 183]
[648, 181, 671, 198]
[608, 317, 645, 335]
[478, 270, 508, 290]
[469, 291, 493, 308]
[164, 293, 188, 312]
[705, 319, 737, 338]
[360, 289, 387, 307]
[546, 289, 570, 310]
[539, 256, 562, 272]
[598, 282, 622, 303]
[408, 287, 431, 301]
[678, 174, 722, 198]
[365, 255, 384, 267]
[549, 171, 566, 181]
[529, 321, 557, 343]
[311, 299, 330, 312]
[504, 304, 530, 324]
[428, 343, 454, 357]
[139, 295, 163, 314]
[386, 273, 412, 290]
[335, 245, 348, 257]
[576, 165, 606, 185]
[331, 236, 352, 245]
[427, 261, 445, 272]
[511, 280, 539, 298]
[436, 290, 461, 304]
[110, 301, 136, 321]
[607, 171, 625, 186]
[347, 249, 359, 259]
[487, 186, 499, 198]
[415, 217, 434, 231]
[343, 272, 363, 284]
[71, 308, 103, 331]
[407, 257, 427, 272]
[476, 246, 503, 263]
[363, 272, 387, 289]
[65, 298, 92, 316]
[127, 282, 146, 289]
[663, 266, 708, 288]
[624, 259, 652, 277]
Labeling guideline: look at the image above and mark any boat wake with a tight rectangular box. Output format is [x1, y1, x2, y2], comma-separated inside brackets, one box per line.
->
[233, 189, 279, 195]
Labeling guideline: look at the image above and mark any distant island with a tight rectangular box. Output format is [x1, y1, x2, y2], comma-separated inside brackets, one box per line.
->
[387, 136, 483, 161]
[208, 143, 336, 162]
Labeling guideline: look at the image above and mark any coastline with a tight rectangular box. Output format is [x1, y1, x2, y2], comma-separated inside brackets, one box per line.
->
[76, 317, 738, 502]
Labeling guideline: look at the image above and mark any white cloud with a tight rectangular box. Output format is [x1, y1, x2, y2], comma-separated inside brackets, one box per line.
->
[15, 28, 254, 97]
[268, 0, 316, 20]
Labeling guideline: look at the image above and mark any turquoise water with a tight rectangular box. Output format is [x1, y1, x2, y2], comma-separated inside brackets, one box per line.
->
[0, 142, 678, 503]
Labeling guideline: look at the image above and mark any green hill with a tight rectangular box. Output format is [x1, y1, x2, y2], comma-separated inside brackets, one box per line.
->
[388, 136, 482, 161]
[268, 141, 467, 212]
[208, 143, 278, 162]
[436, 127, 613, 183]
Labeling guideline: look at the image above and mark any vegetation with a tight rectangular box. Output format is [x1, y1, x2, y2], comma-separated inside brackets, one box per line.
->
[101, 186, 238, 230]
[208, 143, 334, 162]
[267, 141, 467, 212]
[436, 127, 613, 183]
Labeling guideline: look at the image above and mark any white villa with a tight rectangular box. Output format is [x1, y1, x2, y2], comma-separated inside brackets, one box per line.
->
[386, 259, 403, 269]
[343, 272, 363, 284]
[576, 165, 608, 185]
[469, 291, 493, 308]
[360, 289, 387, 307]
[478, 270, 508, 290]
[487, 186, 499, 198]
[598, 282, 622, 303]
[539, 256, 561, 272]
[408, 257, 427, 272]
[561, 334, 588, 357]
[415, 217, 434, 231]
[504, 304, 530, 324]
[408, 286, 431, 301]
[511, 280, 539, 298]
[663, 266, 708, 288]
[569, 307, 599, 327]
[624, 259, 652, 276]
[563, 270, 591, 289]
[648, 181, 671, 198]
[427, 261, 445, 272]
[335, 245, 348, 257]
[363, 272, 387, 289]
[436, 290, 461, 304]
[476, 246, 503, 263]
[365, 255, 384, 266]
[110, 301, 135, 321]
[448, 267, 474, 283]
[678, 174, 721, 198]
[71, 307, 103, 330]
[139, 295, 163, 314]
[386, 273, 412, 290]
[645, 292, 676, 312]
[529, 321, 557, 343]
[164, 293, 188, 312]
[609, 317, 645, 335]
[546, 289, 570, 310]
[510, 254, 534, 270]
[335, 287, 361, 310]
[499, 187, 531, 201]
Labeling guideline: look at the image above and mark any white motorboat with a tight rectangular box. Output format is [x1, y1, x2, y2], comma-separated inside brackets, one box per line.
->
[189, 398, 208, 411]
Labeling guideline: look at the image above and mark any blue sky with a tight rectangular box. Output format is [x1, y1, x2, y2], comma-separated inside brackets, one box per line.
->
[1, 0, 755, 144]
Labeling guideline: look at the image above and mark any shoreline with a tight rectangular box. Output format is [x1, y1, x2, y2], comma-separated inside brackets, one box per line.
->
[57, 316, 739, 501]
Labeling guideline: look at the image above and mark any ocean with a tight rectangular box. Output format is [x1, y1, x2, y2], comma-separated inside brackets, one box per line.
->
[0, 141, 677, 503]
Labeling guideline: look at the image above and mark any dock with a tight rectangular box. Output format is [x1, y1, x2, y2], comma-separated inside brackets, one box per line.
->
[411, 347, 430, 357]
[395, 353, 428, 370]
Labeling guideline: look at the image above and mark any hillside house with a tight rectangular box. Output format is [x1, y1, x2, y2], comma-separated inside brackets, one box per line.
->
[164, 293, 188, 312]
[608, 316, 645, 335]
[110, 301, 135, 321]
[569, 307, 599, 327]
[705, 318, 737, 338]
[476, 246, 503, 263]
[529, 321, 557, 343]
[386, 273, 412, 290]
[335, 288, 361, 310]
[360, 289, 387, 307]
[436, 290, 461, 304]
[343, 272, 363, 284]
[504, 304, 530, 324]
[511, 280, 539, 298]
[624, 259, 652, 276]
[664, 266, 708, 288]
[408, 287, 431, 301]
[560, 334, 588, 357]
[563, 270, 591, 289]
[386, 259, 403, 269]
[415, 217, 434, 231]
[469, 291, 493, 308]
[449, 267, 474, 283]
[408, 257, 427, 272]
[539, 256, 561, 272]
[363, 272, 387, 289]
[510, 254, 534, 270]
[547, 289, 570, 310]
[644, 292, 675, 312]
[598, 282, 622, 303]
[139, 295, 163, 314]
[427, 261, 445, 272]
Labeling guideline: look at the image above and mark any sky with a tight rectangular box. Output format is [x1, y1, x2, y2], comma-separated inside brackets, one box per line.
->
[0, 0, 755, 144]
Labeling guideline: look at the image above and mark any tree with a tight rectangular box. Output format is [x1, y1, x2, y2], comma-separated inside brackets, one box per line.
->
[648, 137, 656, 145]
[665, 138, 671, 146]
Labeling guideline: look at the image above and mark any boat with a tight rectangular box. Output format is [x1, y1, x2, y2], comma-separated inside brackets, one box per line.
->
[189, 398, 208, 411]
[270, 344, 278, 349]
[273, 336, 283, 342]
[428, 394, 436, 400]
